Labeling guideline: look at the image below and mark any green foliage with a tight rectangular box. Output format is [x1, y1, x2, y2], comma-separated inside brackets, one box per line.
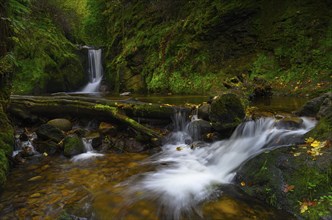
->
[9, 0, 85, 94]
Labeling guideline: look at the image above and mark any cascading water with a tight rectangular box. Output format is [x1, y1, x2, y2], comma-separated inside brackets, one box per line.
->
[79, 48, 103, 93]
[71, 138, 103, 162]
[122, 112, 316, 219]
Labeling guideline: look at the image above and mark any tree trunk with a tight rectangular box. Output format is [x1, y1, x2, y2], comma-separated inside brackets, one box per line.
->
[9, 95, 190, 140]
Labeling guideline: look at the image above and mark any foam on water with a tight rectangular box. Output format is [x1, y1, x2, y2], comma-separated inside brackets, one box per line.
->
[123, 115, 316, 219]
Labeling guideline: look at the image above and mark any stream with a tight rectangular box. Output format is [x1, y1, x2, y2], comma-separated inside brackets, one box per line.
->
[0, 96, 312, 220]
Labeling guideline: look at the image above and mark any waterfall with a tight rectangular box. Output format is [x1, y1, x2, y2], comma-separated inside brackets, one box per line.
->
[122, 113, 316, 219]
[79, 48, 103, 93]
[71, 138, 103, 162]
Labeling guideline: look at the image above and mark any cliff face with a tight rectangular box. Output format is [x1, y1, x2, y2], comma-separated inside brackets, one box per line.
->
[87, 0, 331, 94]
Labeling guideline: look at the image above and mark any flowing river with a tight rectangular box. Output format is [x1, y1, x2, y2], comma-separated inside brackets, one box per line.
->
[0, 96, 312, 219]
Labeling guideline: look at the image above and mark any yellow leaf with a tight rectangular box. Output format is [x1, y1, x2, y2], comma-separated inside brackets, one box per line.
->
[240, 181, 246, 186]
[305, 137, 314, 144]
[176, 147, 183, 151]
[311, 140, 321, 148]
[293, 152, 301, 157]
[300, 203, 308, 213]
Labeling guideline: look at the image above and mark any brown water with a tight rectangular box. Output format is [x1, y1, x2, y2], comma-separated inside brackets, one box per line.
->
[0, 96, 306, 220]
[0, 153, 292, 220]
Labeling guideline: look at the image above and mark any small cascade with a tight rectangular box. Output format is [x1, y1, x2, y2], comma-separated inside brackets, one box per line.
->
[123, 111, 316, 219]
[71, 138, 103, 162]
[79, 48, 103, 93]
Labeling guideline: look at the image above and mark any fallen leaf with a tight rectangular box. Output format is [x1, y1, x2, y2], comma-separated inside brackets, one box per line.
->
[300, 203, 308, 213]
[240, 181, 246, 187]
[293, 152, 301, 157]
[283, 184, 295, 193]
[305, 137, 314, 144]
[310, 140, 321, 148]
[176, 147, 183, 151]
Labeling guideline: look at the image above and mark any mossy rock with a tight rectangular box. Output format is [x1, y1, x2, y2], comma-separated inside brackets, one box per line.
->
[63, 135, 85, 157]
[47, 118, 73, 132]
[0, 149, 9, 187]
[235, 146, 332, 219]
[209, 93, 245, 136]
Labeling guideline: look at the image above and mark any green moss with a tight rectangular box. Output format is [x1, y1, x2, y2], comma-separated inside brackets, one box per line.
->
[237, 146, 332, 219]
[0, 149, 9, 187]
[306, 118, 332, 141]
[63, 135, 85, 157]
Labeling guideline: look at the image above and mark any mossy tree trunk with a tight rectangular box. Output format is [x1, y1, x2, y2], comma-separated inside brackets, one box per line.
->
[9, 95, 188, 141]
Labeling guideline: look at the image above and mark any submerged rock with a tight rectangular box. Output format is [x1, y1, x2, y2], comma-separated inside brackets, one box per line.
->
[209, 93, 245, 136]
[276, 117, 303, 129]
[63, 135, 85, 157]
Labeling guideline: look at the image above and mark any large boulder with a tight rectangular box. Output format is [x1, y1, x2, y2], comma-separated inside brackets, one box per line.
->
[296, 92, 331, 117]
[209, 93, 245, 136]
[235, 145, 332, 219]
[298, 92, 332, 141]
[63, 135, 85, 157]
[36, 124, 65, 143]
[47, 118, 72, 132]
[34, 140, 59, 155]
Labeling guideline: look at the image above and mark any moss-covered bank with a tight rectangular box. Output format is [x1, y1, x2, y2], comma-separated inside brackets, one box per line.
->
[0, 0, 14, 187]
[84, 0, 331, 95]
[9, 0, 87, 94]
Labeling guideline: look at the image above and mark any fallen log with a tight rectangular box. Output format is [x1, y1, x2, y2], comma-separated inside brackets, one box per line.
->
[9, 95, 191, 140]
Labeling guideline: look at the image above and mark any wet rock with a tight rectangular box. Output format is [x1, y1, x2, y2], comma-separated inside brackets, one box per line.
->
[19, 133, 29, 142]
[296, 92, 331, 117]
[276, 117, 303, 129]
[91, 137, 102, 150]
[187, 119, 212, 141]
[63, 135, 85, 157]
[34, 140, 59, 155]
[20, 146, 34, 157]
[298, 92, 332, 141]
[190, 141, 208, 149]
[36, 124, 65, 143]
[47, 118, 72, 132]
[124, 138, 145, 153]
[98, 122, 117, 135]
[198, 103, 211, 121]
[317, 92, 332, 122]
[209, 93, 245, 137]
[203, 132, 222, 142]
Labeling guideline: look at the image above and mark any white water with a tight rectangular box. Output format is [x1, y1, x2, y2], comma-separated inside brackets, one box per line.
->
[71, 138, 103, 162]
[79, 49, 103, 93]
[123, 113, 316, 219]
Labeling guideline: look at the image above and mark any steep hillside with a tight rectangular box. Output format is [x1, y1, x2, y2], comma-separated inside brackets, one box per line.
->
[85, 0, 331, 95]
